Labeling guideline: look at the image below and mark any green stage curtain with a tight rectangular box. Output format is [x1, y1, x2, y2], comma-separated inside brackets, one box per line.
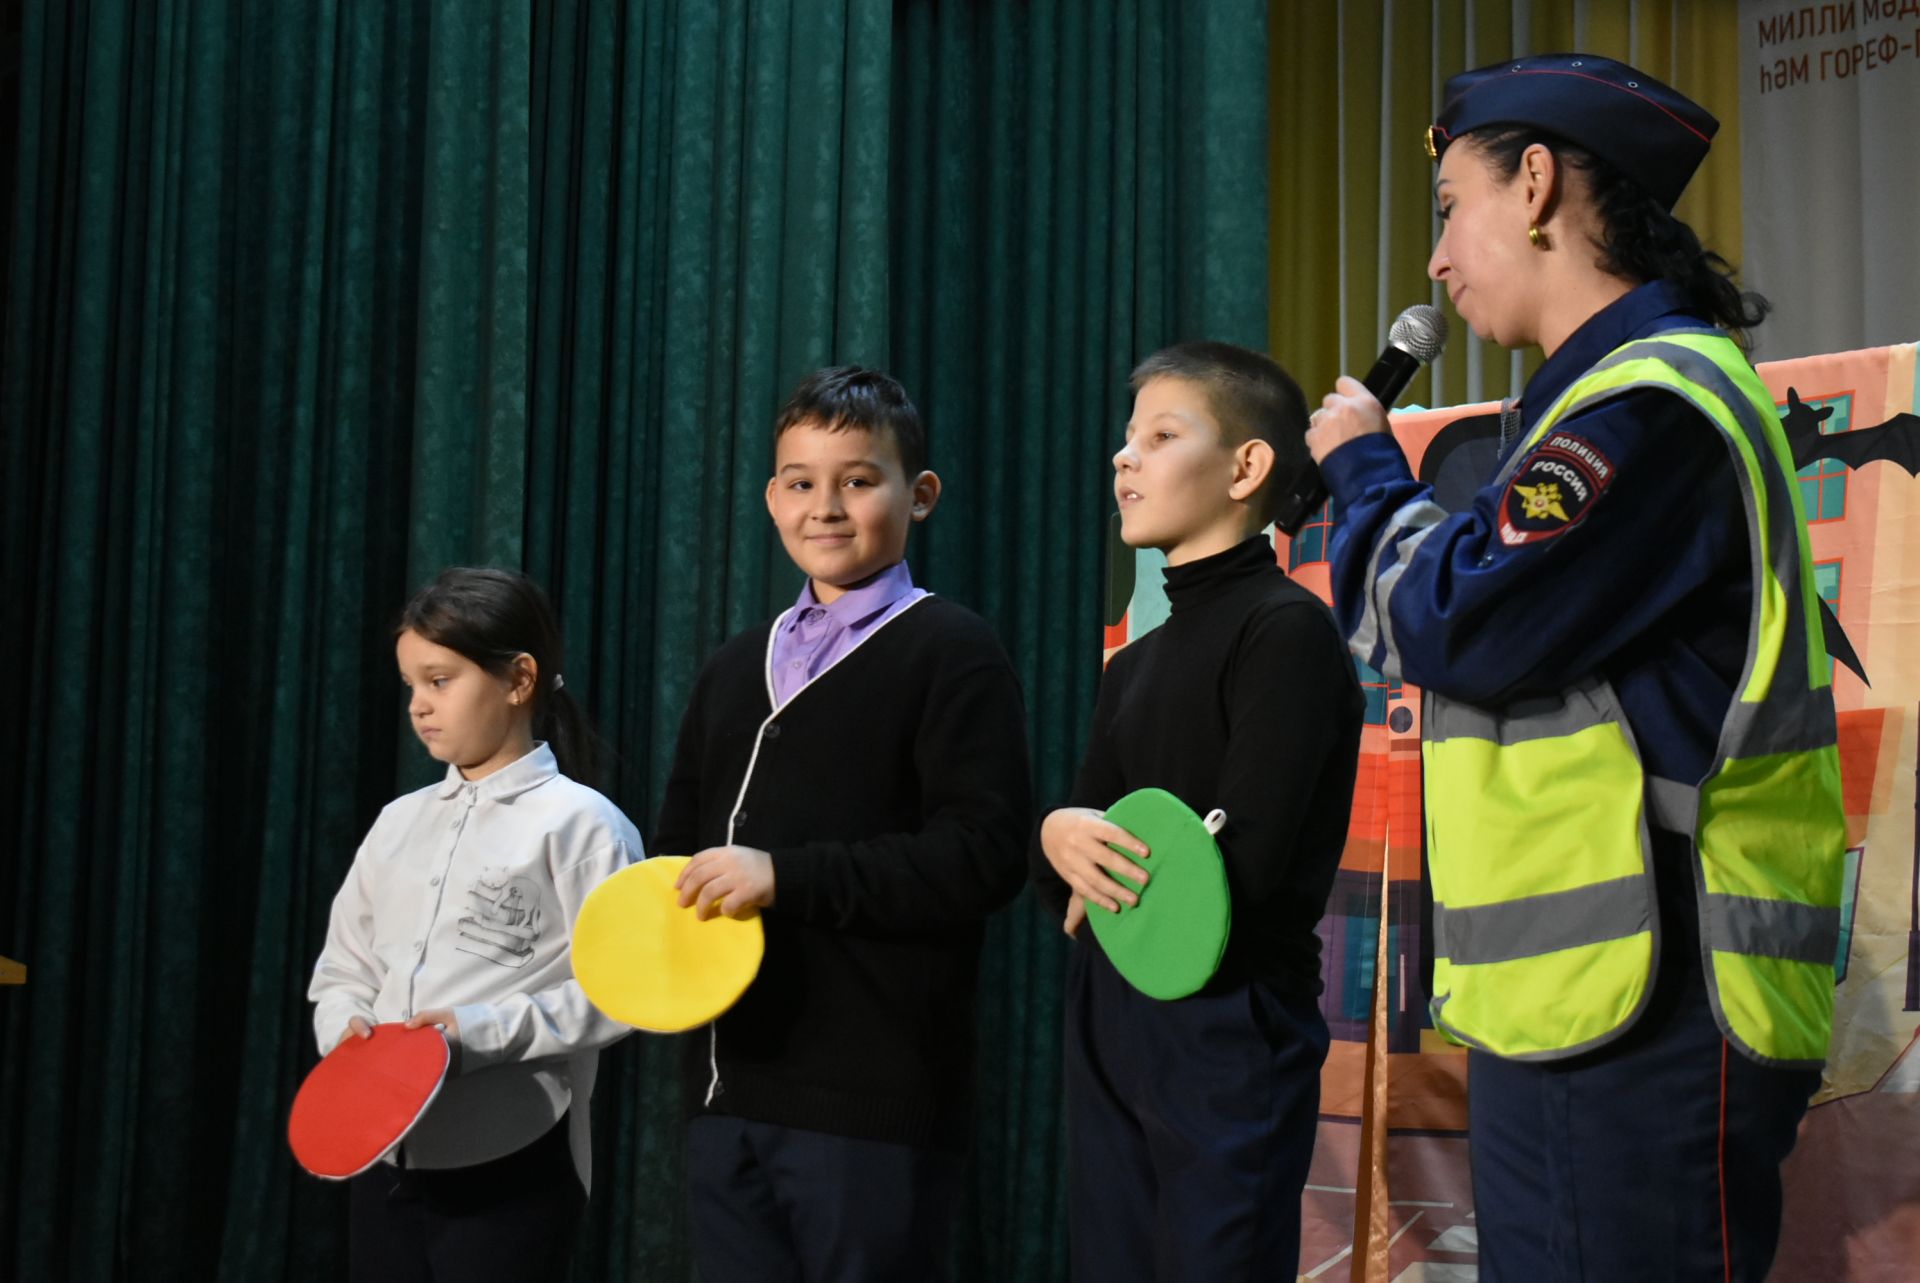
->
[2, 3, 529, 1279]
[524, 4, 897, 1277]
[0, 0, 1269, 1278]
[889, 2, 1268, 1276]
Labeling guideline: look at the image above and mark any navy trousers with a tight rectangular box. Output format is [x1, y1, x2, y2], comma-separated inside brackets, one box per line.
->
[1065, 937, 1330, 1283]
[1468, 835, 1820, 1282]
[347, 1113, 583, 1283]
[686, 1114, 964, 1283]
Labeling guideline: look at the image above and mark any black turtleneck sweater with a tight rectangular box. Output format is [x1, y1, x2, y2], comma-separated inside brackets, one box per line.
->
[1032, 536, 1364, 997]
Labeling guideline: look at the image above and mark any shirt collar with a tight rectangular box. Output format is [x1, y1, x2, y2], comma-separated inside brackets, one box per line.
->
[1519, 279, 1699, 432]
[786, 560, 917, 630]
[433, 741, 559, 801]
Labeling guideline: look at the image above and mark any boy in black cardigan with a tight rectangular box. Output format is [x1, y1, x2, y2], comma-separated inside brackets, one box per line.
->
[1034, 343, 1363, 1281]
[658, 366, 1032, 1282]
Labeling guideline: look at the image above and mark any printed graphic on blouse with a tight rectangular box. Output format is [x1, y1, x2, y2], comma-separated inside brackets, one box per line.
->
[456, 868, 543, 968]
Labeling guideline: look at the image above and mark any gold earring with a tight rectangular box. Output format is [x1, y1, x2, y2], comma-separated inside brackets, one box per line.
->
[1528, 224, 1545, 249]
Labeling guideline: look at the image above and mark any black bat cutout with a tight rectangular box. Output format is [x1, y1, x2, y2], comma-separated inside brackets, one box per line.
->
[1776, 385, 1920, 686]
[1783, 387, 1920, 475]
[1822, 603, 1868, 688]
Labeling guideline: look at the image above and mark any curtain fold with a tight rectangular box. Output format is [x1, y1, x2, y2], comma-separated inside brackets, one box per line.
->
[2, 3, 529, 1279]
[526, 3, 896, 1276]
[888, 6, 1268, 1274]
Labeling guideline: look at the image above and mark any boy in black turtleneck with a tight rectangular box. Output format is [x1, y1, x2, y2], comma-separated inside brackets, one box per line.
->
[1034, 342, 1363, 1281]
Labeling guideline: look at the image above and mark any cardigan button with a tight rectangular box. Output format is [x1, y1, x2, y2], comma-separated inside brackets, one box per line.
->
[763, 723, 782, 741]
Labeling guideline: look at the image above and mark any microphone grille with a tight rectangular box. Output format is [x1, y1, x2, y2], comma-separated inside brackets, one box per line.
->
[1388, 304, 1449, 364]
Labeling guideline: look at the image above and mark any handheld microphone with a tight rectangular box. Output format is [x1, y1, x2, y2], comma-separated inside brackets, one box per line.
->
[1273, 303, 1449, 536]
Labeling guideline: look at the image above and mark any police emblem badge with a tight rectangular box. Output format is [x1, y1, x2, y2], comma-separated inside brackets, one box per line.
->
[1498, 433, 1615, 545]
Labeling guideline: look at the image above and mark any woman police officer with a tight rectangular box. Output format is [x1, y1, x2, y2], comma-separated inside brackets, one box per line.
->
[1307, 54, 1844, 1282]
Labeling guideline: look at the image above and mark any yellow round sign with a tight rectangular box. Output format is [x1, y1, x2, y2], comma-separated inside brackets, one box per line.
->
[572, 857, 766, 1033]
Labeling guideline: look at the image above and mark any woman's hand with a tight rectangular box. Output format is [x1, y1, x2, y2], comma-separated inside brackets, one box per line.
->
[1305, 375, 1391, 464]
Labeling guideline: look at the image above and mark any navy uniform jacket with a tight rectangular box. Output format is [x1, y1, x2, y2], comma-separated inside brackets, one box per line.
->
[1321, 280, 1755, 789]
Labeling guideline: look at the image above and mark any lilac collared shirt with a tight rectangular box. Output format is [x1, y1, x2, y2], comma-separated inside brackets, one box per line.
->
[769, 561, 928, 708]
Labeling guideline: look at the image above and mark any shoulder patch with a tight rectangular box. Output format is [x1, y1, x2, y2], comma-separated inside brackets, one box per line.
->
[1497, 433, 1616, 546]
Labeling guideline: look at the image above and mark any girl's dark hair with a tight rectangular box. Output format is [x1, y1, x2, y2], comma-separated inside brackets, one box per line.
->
[397, 567, 607, 787]
[1464, 125, 1770, 352]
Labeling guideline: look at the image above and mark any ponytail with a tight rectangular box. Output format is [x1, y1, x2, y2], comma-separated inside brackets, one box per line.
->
[397, 567, 609, 788]
[533, 682, 607, 790]
[1467, 126, 1770, 352]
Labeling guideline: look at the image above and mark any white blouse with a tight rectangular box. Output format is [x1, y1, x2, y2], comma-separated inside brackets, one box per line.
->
[309, 743, 640, 1187]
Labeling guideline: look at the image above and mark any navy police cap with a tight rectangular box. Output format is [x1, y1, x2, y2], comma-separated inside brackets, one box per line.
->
[1426, 54, 1717, 210]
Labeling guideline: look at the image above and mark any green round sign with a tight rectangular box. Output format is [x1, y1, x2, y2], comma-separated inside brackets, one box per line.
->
[1084, 787, 1231, 1000]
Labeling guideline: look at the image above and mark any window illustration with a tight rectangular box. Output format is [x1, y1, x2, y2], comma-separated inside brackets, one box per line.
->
[1289, 499, 1334, 568]
[1354, 657, 1401, 727]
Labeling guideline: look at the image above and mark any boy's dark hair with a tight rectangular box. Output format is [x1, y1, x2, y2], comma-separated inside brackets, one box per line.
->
[397, 566, 607, 787]
[773, 366, 928, 477]
[1129, 342, 1311, 527]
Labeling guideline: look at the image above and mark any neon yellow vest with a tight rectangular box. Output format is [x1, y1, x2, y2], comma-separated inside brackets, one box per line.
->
[1423, 331, 1845, 1068]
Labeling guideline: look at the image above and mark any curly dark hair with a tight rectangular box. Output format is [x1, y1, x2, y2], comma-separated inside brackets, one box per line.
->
[1464, 125, 1769, 352]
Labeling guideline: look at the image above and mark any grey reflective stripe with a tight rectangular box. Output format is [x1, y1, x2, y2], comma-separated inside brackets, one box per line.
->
[1434, 875, 1652, 966]
[1605, 338, 1797, 564]
[1372, 522, 1443, 681]
[1703, 892, 1840, 966]
[1574, 339, 1816, 658]
[1724, 685, 1838, 759]
[1351, 497, 1446, 680]
[1534, 339, 1834, 761]
[1424, 677, 1625, 747]
[1516, 328, 1727, 456]
[1645, 775, 1699, 836]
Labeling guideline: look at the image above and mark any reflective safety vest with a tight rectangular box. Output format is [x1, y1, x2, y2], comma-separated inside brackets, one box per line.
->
[1423, 330, 1846, 1068]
